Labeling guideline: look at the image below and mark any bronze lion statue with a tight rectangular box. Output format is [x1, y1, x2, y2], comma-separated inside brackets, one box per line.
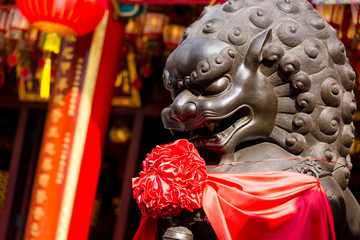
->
[160, 0, 360, 239]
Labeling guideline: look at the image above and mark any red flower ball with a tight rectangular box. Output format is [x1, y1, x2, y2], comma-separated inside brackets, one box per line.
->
[132, 139, 208, 219]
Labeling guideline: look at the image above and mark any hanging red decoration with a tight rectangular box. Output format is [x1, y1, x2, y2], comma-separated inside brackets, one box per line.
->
[16, 0, 107, 99]
[7, 53, 17, 67]
[15, 0, 108, 37]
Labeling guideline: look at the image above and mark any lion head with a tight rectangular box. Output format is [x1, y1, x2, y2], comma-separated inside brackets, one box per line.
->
[161, 0, 356, 189]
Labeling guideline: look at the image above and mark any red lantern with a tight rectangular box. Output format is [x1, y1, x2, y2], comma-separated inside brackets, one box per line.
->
[15, 0, 107, 37]
[15, 0, 107, 99]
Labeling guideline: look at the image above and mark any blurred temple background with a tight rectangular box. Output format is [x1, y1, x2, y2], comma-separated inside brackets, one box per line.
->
[0, 0, 358, 239]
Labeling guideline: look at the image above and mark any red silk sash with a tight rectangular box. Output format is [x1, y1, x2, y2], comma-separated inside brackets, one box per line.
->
[203, 171, 335, 240]
[133, 171, 336, 240]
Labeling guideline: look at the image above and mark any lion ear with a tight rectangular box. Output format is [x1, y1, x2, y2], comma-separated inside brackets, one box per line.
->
[244, 29, 272, 71]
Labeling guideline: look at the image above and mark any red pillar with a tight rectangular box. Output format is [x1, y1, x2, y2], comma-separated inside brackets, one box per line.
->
[24, 8, 124, 240]
[67, 9, 124, 240]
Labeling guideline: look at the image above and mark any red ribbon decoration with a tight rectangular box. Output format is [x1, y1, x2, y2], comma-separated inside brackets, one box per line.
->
[203, 172, 336, 240]
[132, 139, 207, 219]
[133, 140, 336, 240]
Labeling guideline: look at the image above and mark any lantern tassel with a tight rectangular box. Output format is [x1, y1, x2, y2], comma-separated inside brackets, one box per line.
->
[43, 33, 62, 54]
[40, 33, 62, 99]
[40, 55, 51, 99]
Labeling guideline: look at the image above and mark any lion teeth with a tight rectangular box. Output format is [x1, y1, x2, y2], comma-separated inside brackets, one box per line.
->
[209, 138, 217, 143]
[206, 123, 216, 131]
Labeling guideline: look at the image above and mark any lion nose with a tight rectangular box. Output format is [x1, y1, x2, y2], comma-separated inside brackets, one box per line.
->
[172, 102, 197, 121]
[171, 90, 197, 121]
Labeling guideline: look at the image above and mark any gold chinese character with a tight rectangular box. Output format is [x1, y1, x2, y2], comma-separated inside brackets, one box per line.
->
[33, 206, 45, 220]
[71, 86, 79, 92]
[70, 98, 77, 105]
[61, 147, 68, 154]
[47, 126, 59, 138]
[38, 174, 50, 188]
[74, 76, 81, 82]
[53, 94, 64, 106]
[43, 142, 56, 155]
[68, 103, 75, 109]
[60, 61, 71, 75]
[64, 136, 71, 144]
[66, 35, 77, 42]
[56, 77, 69, 91]
[71, 90, 79, 98]
[57, 172, 64, 179]
[56, 173, 64, 184]
[76, 63, 83, 70]
[68, 105, 76, 116]
[30, 222, 40, 237]
[59, 160, 66, 167]
[62, 143, 70, 150]
[75, 69, 82, 76]
[51, 109, 63, 123]
[77, 57, 84, 64]
[41, 157, 53, 171]
[60, 153, 67, 161]
[62, 47, 74, 60]
[35, 190, 47, 204]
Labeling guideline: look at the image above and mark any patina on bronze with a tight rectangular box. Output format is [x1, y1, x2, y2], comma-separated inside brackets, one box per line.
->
[161, 0, 360, 239]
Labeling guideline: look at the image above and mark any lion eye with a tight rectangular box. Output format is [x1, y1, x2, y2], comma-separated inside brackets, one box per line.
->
[202, 77, 230, 96]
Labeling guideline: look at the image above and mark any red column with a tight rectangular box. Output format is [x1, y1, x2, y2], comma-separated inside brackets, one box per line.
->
[24, 8, 124, 240]
[67, 9, 124, 240]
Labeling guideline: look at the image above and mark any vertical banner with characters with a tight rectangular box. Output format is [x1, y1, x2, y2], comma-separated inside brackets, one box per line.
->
[24, 11, 109, 240]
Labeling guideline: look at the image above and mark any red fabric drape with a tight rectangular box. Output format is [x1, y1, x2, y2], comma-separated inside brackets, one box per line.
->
[133, 215, 158, 240]
[203, 171, 335, 240]
[134, 171, 335, 240]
